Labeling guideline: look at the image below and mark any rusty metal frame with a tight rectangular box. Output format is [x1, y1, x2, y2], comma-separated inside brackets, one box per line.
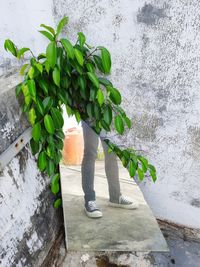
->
[0, 127, 32, 172]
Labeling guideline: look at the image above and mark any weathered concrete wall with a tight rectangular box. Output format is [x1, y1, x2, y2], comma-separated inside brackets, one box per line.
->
[52, 0, 200, 229]
[0, 2, 63, 266]
[0, 73, 63, 266]
[0, 0, 54, 76]
[1, 0, 200, 250]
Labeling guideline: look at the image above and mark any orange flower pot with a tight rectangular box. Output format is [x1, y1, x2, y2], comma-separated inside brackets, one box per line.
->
[62, 127, 84, 165]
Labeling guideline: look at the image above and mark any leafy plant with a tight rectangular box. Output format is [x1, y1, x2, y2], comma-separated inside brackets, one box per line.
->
[4, 17, 157, 208]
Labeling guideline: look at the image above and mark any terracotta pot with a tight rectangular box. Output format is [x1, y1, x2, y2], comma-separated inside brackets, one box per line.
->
[62, 127, 84, 165]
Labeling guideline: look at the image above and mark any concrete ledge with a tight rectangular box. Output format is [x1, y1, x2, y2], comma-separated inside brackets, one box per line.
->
[60, 162, 168, 252]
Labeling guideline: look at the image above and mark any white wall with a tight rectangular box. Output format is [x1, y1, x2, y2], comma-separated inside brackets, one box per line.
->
[1, 0, 200, 230]
[53, 0, 200, 229]
[0, 2, 62, 266]
[0, 0, 54, 75]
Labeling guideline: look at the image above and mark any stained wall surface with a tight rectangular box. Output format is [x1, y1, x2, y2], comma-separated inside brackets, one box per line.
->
[0, 1, 63, 264]
[1, 0, 200, 235]
[52, 0, 200, 229]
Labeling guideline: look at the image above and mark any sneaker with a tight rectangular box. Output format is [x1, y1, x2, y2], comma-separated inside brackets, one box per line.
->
[84, 200, 103, 218]
[108, 195, 139, 209]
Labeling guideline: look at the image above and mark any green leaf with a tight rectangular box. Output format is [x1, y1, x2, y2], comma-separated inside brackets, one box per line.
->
[74, 110, 81, 123]
[101, 47, 111, 74]
[86, 63, 95, 73]
[38, 53, 46, 60]
[97, 89, 104, 106]
[150, 170, 157, 182]
[38, 151, 47, 171]
[20, 64, 29, 75]
[78, 32, 86, 47]
[46, 41, 57, 69]
[27, 79, 36, 101]
[78, 76, 86, 91]
[78, 76, 87, 99]
[40, 24, 55, 35]
[103, 106, 112, 125]
[30, 138, 39, 155]
[51, 173, 60, 184]
[36, 98, 45, 115]
[74, 48, 84, 66]
[36, 63, 43, 73]
[15, 84, 22, 97]
[28, 67, 35, 79]
[138, 168, 144, 181]
[51, 181, 59, 195]
[56, 139, 64, 150]
[93, 55, 104, 72]
[129, 160, 136, 177]
[45, 60, 50, 74]
[44, 114, 55, 134]
[116, 106, 126, 116]
[100, 120, 110, 131]
[32, 122, 41, 142]
[55, 129, 65, 140]
[51, 173, 60, 195]
[28, 108, 36, 125]
[65, 105, 73, 116]
[52, 66, 60, 87]
[4, 39, 17, 57]
[38, 79, 49, 94]
[53, 198, 62, 209]
[46, 159, 55, 176]
[87, 72, 99, 88]
[138, 156, 148, 173]
[107, 86, 121, 105]
[58, 90, 68, 105]
[99, 77, 113, 87]
[61, 76, 71, 89]
[60, 38, 74, 59]
[57, 16, 69, 36]
[89, 87, 97, 101]
[22, 84, 31, 105]
[39, 30, 54, 41]
[50, 107, 64, 129]
[17, 48, 30, 59]
[94, 104, 101, 120]
[121, 156, 128, 167]
[124, 116, 132, 129]
[86, 103, 93, 118]
[46, 143, 55, 159]
[114, 115, 124, 134]
[148, 164, 156, 173]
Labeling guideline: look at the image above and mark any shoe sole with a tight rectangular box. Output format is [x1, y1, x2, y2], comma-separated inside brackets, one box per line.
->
[108, 202, 139, 210]
[84, 208, 103, 218]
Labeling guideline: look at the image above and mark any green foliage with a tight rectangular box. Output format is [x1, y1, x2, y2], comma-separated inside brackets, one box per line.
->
[4, 16, 157, 209]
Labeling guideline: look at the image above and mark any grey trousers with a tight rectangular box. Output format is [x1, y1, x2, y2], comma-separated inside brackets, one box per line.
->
[81, 120, 121, 203]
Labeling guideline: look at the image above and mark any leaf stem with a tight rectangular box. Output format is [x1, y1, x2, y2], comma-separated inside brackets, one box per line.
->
[29, 49, 36, 59]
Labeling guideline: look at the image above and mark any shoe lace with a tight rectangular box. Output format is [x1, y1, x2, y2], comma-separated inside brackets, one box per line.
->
[88, 200, 97, 209]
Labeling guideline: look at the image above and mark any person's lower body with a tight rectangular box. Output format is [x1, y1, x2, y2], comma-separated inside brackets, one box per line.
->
[81, 119, 121, 204]
[81, 119, 139, 218]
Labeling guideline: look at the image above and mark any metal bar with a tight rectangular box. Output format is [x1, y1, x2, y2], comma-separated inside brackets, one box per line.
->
[0, 127, 32, 172]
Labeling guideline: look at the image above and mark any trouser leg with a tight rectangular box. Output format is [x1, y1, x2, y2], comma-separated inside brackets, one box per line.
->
[81, 120, 99, 203]
[101, 138, 122, 202]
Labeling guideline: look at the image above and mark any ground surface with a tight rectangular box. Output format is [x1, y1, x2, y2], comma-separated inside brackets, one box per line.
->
[51, 161, 200, 267]
[60, 161, 168, 252]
